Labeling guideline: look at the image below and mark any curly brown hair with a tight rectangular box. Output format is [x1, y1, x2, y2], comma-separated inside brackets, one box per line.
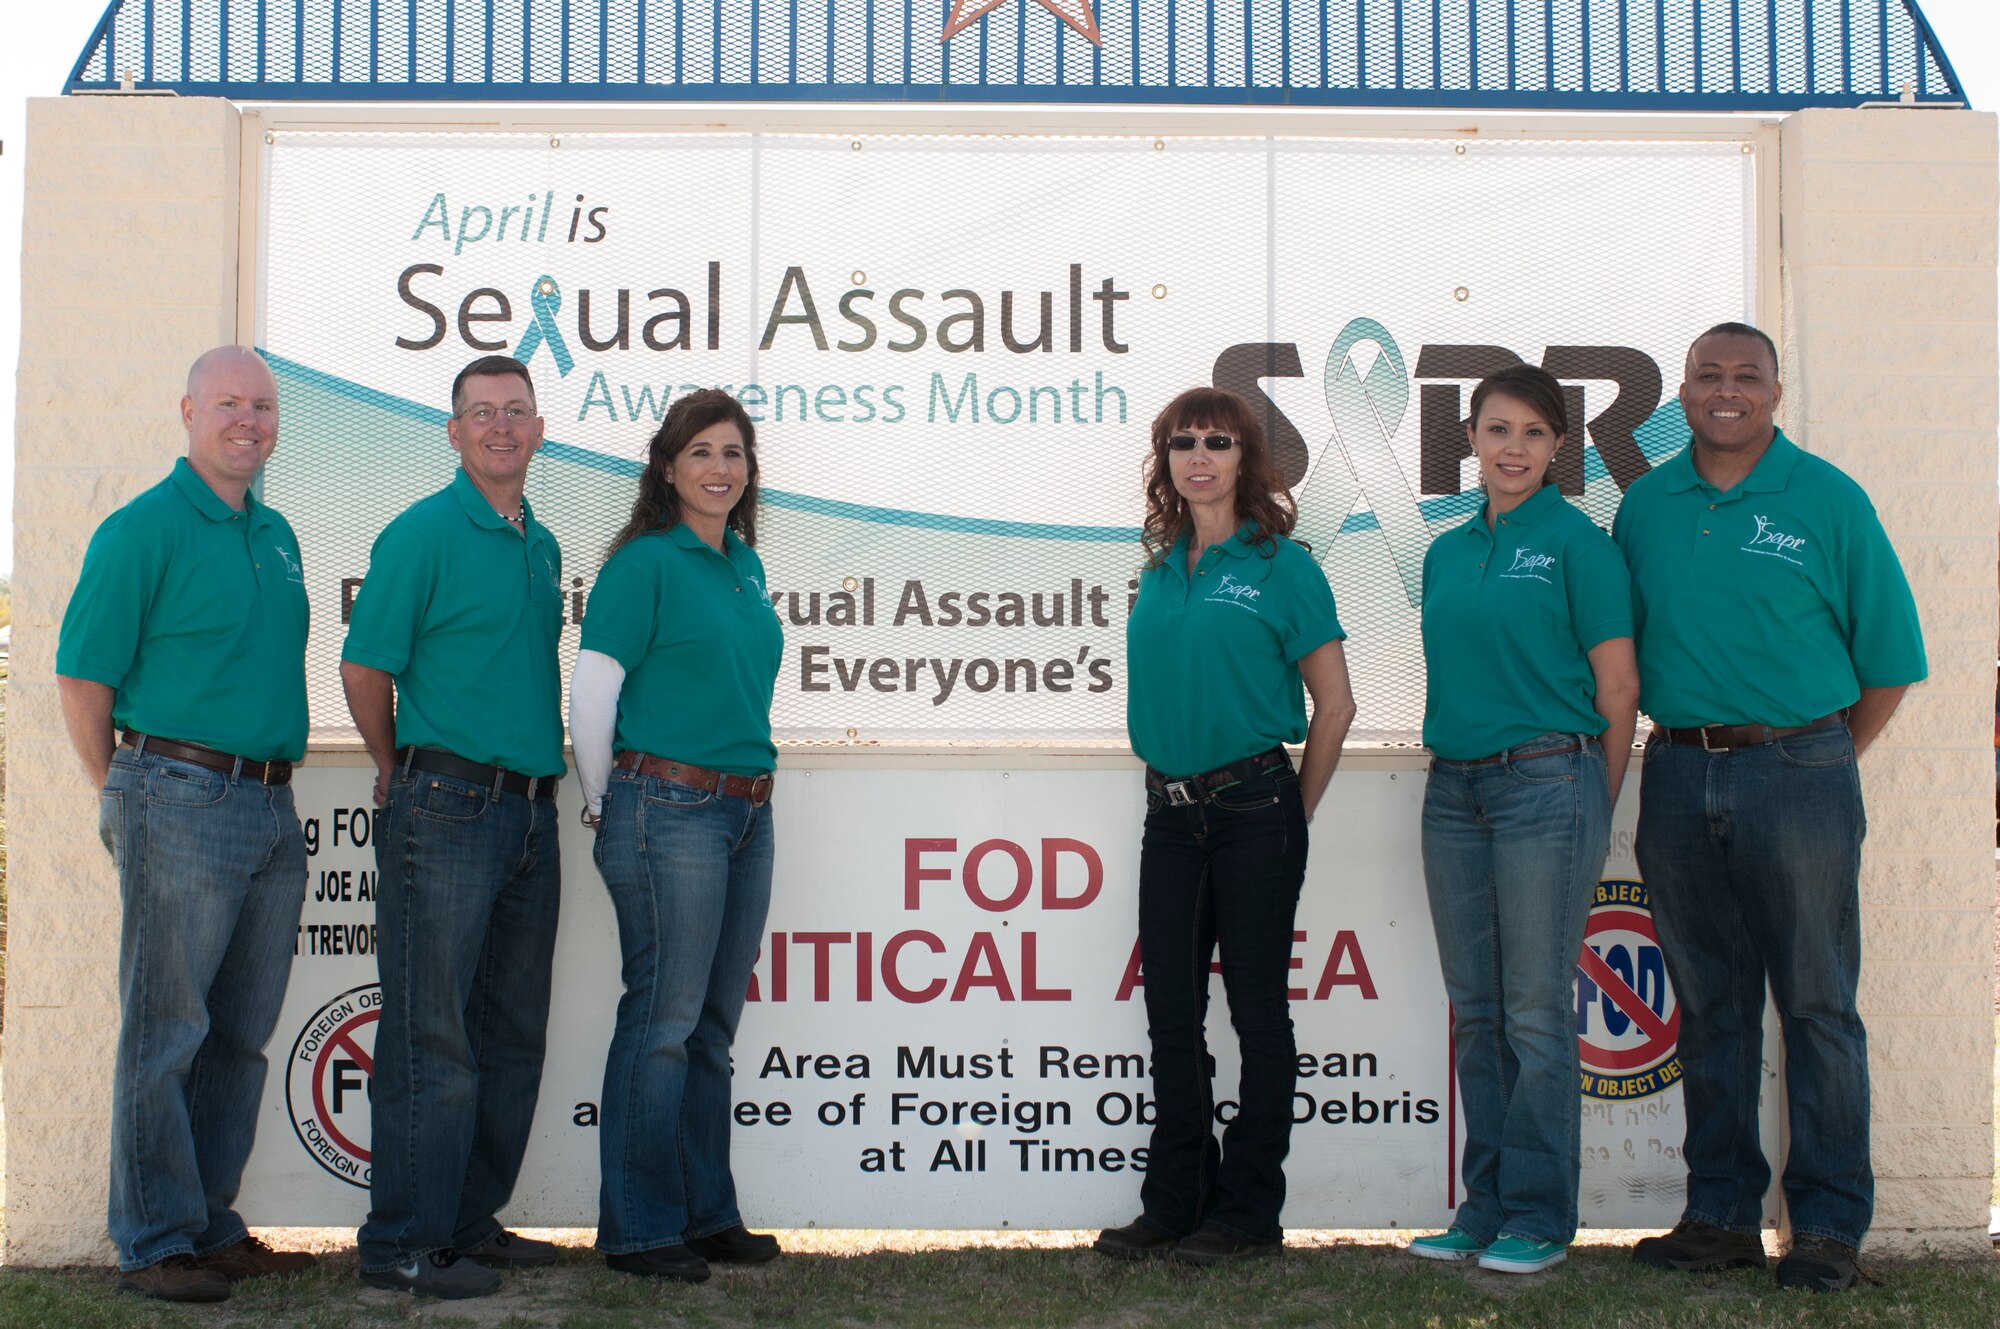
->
[1139, 386, 1297, 567]
[607, 388, 760, 555]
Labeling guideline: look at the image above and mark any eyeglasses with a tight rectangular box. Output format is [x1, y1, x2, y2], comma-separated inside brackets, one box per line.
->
[1168, 432, 1237, 452]
[458, 405, 533, 425]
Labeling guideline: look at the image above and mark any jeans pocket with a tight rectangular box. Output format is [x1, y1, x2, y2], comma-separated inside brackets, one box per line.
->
[147, 760, 229, 807]
[645, 780, 715, 809]
[1504, 749, 1577, 786]
[98, 790, 123, 866]
[1210, 772, 1286, 813]
[1775, 725, 1855, 769]
[410, 774, 492, 824]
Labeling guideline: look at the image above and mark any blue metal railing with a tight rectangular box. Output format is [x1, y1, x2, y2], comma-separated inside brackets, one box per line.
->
[64, 0, 1969, 110]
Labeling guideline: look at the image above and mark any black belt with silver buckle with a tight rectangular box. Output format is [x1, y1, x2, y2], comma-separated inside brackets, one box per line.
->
[400, 746, 559, 799]
[1657, 712, 1844, 753]
[1145, 746, 1292, 807]
[120, 729, 293, 785]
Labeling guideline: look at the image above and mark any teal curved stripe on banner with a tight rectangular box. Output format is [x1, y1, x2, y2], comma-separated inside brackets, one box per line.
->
[258, 352, 1690, 544]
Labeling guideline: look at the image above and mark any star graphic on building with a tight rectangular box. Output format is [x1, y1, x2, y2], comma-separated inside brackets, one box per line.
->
[941, 0, 1101, 46]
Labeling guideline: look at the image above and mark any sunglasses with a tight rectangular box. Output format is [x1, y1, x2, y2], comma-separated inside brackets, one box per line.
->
[1167, 432, 1238, 452]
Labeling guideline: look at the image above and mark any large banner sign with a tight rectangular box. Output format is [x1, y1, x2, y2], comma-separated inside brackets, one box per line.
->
[241, 763, 1780, 1229]
[259, 131, 1756, 741]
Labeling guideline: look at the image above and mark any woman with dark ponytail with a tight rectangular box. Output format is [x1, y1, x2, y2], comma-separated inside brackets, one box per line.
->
[569, 388, 783, 1283]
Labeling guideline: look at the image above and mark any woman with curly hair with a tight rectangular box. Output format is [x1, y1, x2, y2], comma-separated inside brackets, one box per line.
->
[569, 388, 784, 1283]
[1093, 386, 1356, 1266]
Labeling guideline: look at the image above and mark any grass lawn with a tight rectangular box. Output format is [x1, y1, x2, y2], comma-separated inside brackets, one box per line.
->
[0, 1230, 1995, 1329]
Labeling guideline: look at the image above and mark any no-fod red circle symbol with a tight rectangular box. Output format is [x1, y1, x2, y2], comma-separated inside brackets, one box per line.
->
[286, 983, 380, 1188]
[1575, 880, 1682, 1101]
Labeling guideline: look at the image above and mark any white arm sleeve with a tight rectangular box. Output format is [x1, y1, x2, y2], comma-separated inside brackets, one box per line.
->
[569, 648, 627, 815]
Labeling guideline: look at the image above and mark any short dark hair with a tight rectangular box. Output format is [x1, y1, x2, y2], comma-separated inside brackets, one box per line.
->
[452, 355, 537, 416]
[1691, 321, 1780, 376]
[1467, 363, 1569, 441]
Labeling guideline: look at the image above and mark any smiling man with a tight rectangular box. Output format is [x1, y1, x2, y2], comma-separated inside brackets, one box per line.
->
[341, 355, 566, 1300]
[56, 346, 316, 1302]
[1611, 323, 1928, 1292]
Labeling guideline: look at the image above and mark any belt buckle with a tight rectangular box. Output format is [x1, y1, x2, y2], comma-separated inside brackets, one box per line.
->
[749, 773, 774, 806]
[1163, 780, 1197, 807]
[263, 760, 288, 786]
[1699, 725, 1725, 753]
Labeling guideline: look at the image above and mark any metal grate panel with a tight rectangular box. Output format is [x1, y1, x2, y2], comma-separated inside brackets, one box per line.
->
[68, 1, 1968, 108]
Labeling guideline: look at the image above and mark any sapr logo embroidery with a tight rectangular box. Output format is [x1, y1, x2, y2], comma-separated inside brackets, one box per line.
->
[273, 544, 305, 584]
[1743, 514, 1808, 565]
[1501, 546, 1555, 584]
[1204, 572, 1263, 614]
[286, 983, 380, 1188]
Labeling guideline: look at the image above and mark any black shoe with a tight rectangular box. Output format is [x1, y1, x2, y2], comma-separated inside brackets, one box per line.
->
[1776, 1236, 1859, 1292]
[605, 1245, 712, 1283]
[685, 1225, 781, 1266]
[1092, 1218, 1179, 1261]
[1170, 1226, 1281, 1266]
[1632, 1218, 1767, 1271]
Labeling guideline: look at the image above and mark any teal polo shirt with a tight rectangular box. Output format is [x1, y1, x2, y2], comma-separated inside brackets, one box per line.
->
[579, 523, 783, 776]
[57, 458, 309, 762]
[1125, 525, 1345, 778]
[341, 468, 565, 777]
[1420, 485, 1633, 760]
[1611, 430, 1927, 728]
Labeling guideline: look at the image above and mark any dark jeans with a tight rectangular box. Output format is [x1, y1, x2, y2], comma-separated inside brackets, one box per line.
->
[358, 771, 562, 1272]
[100, 748, 307, 1270]
[1635, 722, 1872, 1248]
[1134, 765, 1309, 1243]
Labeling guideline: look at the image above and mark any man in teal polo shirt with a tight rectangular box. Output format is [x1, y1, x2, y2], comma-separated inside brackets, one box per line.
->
[342, 355, 566, 1300]
[1613, 323, 1926, 1292]
[56, 345, 317, 1302]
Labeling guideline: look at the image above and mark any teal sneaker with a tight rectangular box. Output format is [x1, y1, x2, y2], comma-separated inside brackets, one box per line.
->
[1477, 1234, 1568, 1273]
[1407, 1229, 1488, 1262]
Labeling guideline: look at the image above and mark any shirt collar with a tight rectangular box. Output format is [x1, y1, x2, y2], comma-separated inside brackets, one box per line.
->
[1482, 482, 1564, 529]
[1166, 521, 1261, 568]
[1659, 428, 1801, 496]
[170, 456, 251, 523]
[449, 467, 541, 533]
[665, 522, 741, 558]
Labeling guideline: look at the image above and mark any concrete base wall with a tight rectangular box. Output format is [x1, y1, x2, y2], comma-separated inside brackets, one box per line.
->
[1779, 107, 1998, 1258]
[2, 97, 1993, 1266]
[5, 96, 241, 1266]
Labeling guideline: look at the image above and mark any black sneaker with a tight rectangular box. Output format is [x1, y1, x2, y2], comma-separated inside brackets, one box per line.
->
[459, 1229, 560, 1268]
[1632, 1218, 1767, 1271]
[1776, 1236, 1859, 1292]
[605, 1244, 712, 1283]
[1092, 1218, 1179, 1261]
[685, 1225, 780, 1266]
[1170, 1226, 1281, 1266]
[359, 1248, 502, 1299]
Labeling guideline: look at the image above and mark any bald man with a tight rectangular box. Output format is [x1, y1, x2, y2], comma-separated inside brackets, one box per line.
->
[57, 347, 317, 1302]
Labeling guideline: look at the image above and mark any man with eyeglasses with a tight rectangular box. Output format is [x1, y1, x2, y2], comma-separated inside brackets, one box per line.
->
[342, 354, 566, 1299]
[57, 346, 317, 1302]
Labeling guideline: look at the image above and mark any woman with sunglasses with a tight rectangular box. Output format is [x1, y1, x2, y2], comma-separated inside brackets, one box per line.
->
[1405, 364, 1637, 1274]
[1093, 387, 1356, 1266]
[569, 389, 784, 1283]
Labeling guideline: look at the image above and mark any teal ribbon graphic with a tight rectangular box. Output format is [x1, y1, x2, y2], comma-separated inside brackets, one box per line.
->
[513, 275, 574, 377]
[1294, 317, 1427, 607]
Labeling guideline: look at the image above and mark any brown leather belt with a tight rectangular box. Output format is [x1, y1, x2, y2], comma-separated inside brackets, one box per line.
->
[120, 729, 293, 785]
[1656, 712, 1844, 752]
[616, 752, 774, 806]
[1459, 737, 1589, 766]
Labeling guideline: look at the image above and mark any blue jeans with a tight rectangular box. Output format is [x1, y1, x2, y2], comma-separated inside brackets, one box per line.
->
[1635, 722, 1871, 1248]
[358, 772, 562, 1271]
[100, 748, 307, 1271]
[593, 770, 775, 1253]
[1134, 765, 1308, 1243]
[1421, 734, 1609, 1246]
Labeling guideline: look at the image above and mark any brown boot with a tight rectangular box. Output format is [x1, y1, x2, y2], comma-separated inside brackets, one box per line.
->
[199, 1235, 319, 1281]
[116, 1253, 231, 1302]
